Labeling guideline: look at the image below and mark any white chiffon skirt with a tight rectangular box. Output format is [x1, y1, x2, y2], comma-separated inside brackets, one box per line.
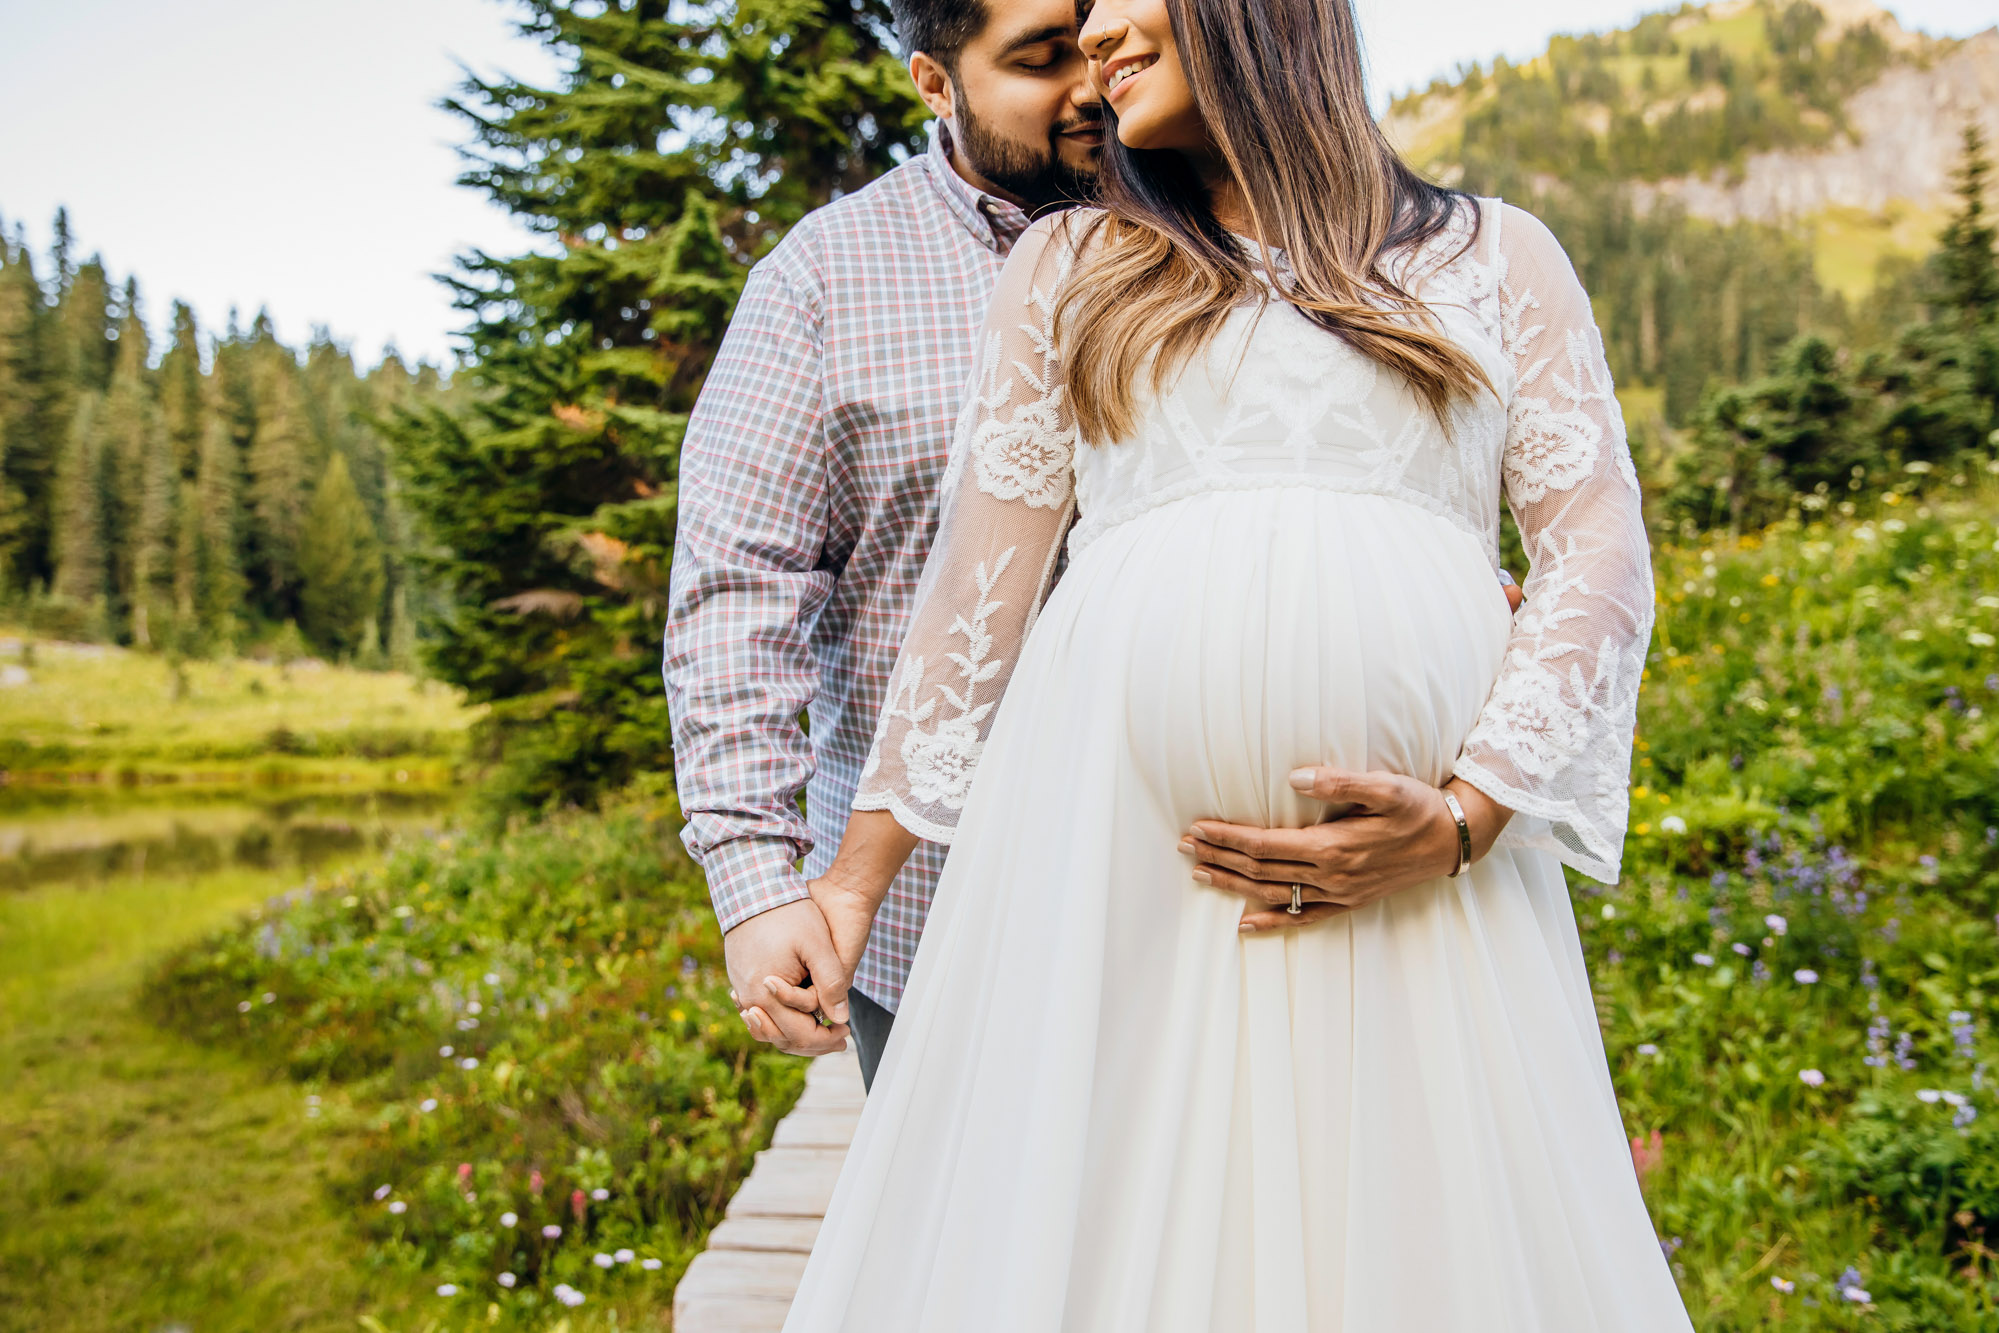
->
[783, 488, 1694, 1332]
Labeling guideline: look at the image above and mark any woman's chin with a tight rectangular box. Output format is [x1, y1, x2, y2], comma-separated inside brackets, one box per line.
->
[1115, 120, 1160, 150]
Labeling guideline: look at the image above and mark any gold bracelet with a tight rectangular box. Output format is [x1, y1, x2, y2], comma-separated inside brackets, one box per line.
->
[1441, 789, 1473, 878]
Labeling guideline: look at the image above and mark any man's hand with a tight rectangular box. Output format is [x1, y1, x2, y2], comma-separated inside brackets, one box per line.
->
[1180, 769, 1513, 932]
[722, 899, 852, 1056]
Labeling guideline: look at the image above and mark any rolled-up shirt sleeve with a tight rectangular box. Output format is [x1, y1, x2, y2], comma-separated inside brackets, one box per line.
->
[665, 262, 831, 932]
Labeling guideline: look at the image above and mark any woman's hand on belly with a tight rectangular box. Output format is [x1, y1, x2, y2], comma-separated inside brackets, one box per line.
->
[1179, 769, 1513, 931]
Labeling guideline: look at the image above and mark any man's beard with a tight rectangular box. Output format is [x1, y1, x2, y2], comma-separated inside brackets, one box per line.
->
[954, 88, 1101, 212]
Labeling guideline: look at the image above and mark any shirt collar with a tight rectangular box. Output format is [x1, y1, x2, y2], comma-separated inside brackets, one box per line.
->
[923, 120, 1035, 255]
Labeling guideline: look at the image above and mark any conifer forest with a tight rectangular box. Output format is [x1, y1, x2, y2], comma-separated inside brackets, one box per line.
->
[0, 212, 445, 665]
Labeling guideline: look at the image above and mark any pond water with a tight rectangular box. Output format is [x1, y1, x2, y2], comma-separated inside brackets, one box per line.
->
[0, 789, 461, 891]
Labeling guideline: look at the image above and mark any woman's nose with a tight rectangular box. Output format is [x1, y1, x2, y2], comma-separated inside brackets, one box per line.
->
[1082, 17, 1127, 57]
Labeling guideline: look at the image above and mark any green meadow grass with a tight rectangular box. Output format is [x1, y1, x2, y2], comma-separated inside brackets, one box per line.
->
[0, 633, 477, 785]
[0, 862, 439, 1333]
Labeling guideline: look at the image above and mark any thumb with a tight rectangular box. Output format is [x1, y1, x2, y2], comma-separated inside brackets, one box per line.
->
[1287, 765, 1399, 810]
[801, 928, 852, 1027]
[1288, 765, 1364, 804]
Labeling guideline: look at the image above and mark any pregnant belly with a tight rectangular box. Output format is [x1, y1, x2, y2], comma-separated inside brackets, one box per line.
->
[1037, 486, 1514, 831]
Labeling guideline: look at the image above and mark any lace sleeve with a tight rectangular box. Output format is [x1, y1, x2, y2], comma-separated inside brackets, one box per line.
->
[1453, 204, 1655, 884]
[852, 217, 1080, 843]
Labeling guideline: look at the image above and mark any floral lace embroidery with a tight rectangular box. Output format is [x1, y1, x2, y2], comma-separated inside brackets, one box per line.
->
[877, 546, 1018, 811]
[968, 255, 1075, 509]
[1452, 204, 1655, 881]
[855, 221, 1079, 841]
[1498, 271, 1605, 506]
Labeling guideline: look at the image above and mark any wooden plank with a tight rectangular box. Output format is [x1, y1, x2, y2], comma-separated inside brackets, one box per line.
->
[772, 1106, 861, 1148]
[674, 1051, 862, 1328]
[706, 1215, 822, 1254]
[672, 1294, 793, 1333]
[802, 1050, 864, 1095]
[676, 1249, 811, 1301]
[724, 1147, 849, 1218]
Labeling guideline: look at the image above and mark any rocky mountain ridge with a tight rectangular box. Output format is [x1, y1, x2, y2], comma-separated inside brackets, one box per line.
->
[1382, 1, 1998, 231]
[1632, 25, 1998, 225]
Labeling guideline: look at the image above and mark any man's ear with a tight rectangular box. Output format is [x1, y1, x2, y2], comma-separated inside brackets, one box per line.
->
[909, 52, 956, 122]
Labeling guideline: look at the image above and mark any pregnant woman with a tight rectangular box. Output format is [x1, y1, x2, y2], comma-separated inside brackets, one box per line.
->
[780, 0, 1693, 1325]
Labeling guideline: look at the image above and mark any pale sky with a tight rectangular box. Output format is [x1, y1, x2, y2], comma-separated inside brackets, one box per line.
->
[1, 0, 1990, 370]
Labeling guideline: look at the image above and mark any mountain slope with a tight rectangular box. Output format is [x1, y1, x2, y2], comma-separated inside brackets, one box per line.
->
[1385, 1, 1995, 234]
[1630, 27, 1998, 225]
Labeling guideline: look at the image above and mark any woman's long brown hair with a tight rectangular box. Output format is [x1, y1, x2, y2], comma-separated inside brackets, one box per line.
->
[1058, 0, 1492, 445]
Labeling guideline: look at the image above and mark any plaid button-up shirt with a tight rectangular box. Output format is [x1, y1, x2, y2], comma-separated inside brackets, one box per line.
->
[664, 126, 1035, 1012]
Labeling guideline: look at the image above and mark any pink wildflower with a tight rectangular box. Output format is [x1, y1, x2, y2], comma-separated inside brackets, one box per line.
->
[1629, 1129, 1664, 1182]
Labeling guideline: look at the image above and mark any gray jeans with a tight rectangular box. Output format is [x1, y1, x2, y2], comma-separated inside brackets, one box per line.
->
[847, 986, 896, 1092]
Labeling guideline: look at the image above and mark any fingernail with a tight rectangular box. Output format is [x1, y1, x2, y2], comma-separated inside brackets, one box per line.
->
[1238, 921, 1255, 933]
[739, 1010, 756, 1029]
[763, 976, 784, 993]
[1288, 768, 1317, 791]
[1191, 870, 1212, 885]
[831, 1002, 850, 1024]
[1178, 839, 1197, 855]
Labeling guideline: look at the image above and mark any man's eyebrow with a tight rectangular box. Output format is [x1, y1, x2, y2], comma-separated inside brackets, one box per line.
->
[993, 23, 1075, 56]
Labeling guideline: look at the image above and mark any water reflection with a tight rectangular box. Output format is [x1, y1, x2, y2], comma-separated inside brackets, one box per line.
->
[0, 791, 458, 890]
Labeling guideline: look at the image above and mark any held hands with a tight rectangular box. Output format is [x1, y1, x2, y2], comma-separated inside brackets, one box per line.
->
[727, 811, 913, 1054]
[723, 898, 853, 1057]
[1181, 768, 1512, 932]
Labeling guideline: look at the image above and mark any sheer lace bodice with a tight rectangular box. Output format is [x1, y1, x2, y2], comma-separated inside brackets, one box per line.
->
[855, 200, 1654, 882]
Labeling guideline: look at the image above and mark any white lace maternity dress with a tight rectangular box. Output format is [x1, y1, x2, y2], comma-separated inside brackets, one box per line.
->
[784, 198, 1693, 1332]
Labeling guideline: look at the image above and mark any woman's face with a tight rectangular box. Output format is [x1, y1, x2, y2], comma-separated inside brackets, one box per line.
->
[1079, 0, 1207, 154]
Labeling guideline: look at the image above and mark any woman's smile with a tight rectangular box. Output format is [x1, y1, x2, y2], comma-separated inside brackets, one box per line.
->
[1101, 52, 1159, 102]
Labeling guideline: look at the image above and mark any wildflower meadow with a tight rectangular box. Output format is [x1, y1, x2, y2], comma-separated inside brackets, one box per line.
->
[108, 469, 1999, 1328]
[143, 794, 804, 1330]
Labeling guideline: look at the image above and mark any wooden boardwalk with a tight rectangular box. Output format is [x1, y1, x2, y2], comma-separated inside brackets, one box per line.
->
[673, 1050, 863, 1332]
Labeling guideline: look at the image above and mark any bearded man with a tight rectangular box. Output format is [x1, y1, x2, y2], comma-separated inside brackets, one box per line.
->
[665, 0, 1103, 1087]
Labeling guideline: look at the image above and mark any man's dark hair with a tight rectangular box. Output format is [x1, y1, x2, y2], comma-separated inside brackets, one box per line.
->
[889, 0, 988, 66]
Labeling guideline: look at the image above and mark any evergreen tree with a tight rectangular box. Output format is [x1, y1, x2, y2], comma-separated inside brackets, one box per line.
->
[193, 414, 245, 646]
[1934, 122, 1998, 325]
[130, 401, 178, 648]
[297, 451, 384, 658]
[159, 301, 207, 479]
[245, 333, 320, 608]
[1668, 335, 1867, 532]
[58, 257, 116, 396]
[0, 226, 35, 587]
[50, 391, 108, 613]
[171, 475, 202, 646]
[47, 208, 75, 305]
[99, 284, 165, 640]
[397, 0, 924, 807]
[1859, 127, 1999, 465]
